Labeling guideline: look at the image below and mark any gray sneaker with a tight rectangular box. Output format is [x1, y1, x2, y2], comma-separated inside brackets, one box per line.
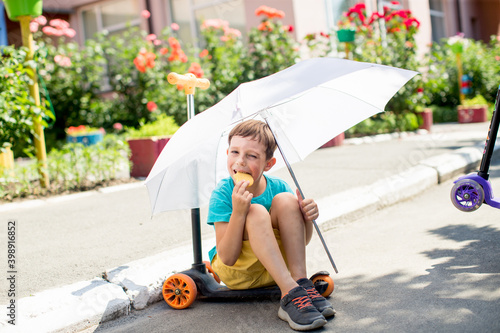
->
[297, 278, 336, 317]
[278, 286, 327, 331]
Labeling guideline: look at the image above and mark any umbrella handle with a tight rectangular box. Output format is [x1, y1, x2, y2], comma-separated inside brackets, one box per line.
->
[167, 72, 210, 95]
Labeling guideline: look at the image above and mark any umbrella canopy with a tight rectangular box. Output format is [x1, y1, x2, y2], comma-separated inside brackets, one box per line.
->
[146, 57, 418, 214]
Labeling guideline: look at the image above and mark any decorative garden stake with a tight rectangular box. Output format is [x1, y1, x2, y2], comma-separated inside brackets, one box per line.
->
[450, 38, 465, 104]
[4, 0, 49, 187]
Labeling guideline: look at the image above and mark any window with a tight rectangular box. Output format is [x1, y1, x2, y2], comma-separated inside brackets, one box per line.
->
[169, 0, 245, 48]
[429, 0, 446, 42]
[80, 0, 142, 40]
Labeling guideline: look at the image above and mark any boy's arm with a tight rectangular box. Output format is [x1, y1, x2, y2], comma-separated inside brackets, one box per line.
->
[214, 180, 253, 266]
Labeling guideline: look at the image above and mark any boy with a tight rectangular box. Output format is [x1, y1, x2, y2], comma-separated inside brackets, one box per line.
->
[207, 120, 335, 331]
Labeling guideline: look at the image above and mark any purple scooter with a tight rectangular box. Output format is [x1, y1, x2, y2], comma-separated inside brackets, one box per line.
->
[451, 85, 500, 212]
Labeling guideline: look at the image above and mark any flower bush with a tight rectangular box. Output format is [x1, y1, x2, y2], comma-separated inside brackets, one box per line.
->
[199, 18, 245, 104]
[0, 135, 130, 201]
[243, 5, 299, 80]
[337, 2, 425, 132]
[424, 34, 500, 110]
[0, 45, 53, 153]
[32, 17, 106, 144]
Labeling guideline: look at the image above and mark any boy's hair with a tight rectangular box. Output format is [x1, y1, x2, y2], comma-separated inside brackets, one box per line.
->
[228, 120, 277, 160]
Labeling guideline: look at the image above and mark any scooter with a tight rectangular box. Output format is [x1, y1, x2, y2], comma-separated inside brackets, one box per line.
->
[162, 73, 334, 310]
[451, 85, 500, 212]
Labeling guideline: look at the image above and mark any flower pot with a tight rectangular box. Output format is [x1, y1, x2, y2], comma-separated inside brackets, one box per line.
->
[128, 137, 170, 178]
[3, 0, 43, 21]
[321, 132, 345, 148]
[66, 132, 104, 146]
[337, 29, 355, 42]
[457, 105, 488, 123]
[419, 108, 433, 132]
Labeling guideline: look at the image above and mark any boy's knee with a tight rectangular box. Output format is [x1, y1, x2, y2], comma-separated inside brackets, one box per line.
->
[245, 204, 272, 233]
[247, 203, 270, 221]
[271, 192, 299, 210]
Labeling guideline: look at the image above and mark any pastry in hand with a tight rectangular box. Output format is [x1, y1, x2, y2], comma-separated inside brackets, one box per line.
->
[234, 172, 254, 186]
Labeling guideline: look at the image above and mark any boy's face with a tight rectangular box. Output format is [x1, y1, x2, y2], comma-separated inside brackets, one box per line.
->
[227, 135, 275, 187]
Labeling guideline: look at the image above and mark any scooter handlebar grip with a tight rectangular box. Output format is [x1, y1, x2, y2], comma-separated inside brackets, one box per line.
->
[167, 72, 210, 91]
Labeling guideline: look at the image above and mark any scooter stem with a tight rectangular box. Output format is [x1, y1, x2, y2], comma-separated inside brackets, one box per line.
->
[478, 85, 500, 180]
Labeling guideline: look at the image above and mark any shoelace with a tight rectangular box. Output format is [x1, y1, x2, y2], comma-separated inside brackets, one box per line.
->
[305, 287, 323, 300]
[293, 295, 313, 310]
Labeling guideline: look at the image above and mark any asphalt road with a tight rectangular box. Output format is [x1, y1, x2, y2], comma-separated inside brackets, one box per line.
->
[0, 123, 492, 300]
[86, 152, 500, 333]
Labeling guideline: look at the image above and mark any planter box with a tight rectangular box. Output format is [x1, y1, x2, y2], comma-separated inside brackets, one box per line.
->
[128, 137, 170, 178]
[458, 105, 488, 123]
[66, 132, 104, 146]
[419, 108, 433, 132]
[321, 132, 345, 148]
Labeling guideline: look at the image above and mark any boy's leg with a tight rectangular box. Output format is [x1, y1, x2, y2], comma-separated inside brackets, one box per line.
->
[244, 203, 297, 295]
[270, 193, 336, 318]
[244, 203, 327, 330]
[270, 192, 309, 281]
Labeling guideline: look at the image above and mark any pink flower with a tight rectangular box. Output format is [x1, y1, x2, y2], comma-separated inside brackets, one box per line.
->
[171, 23, 179, 31]
[33, 15, 47, 26]
[50, 19, 70, 30]
[42, 26, 62, 36]
[391, 1, 400, 5]
[65, 28, 76, 38]
[54, 55, 72, 67]
[160, 47, 169, 55]
[201, 19, 229, 30]
[113, 123, 123, 130]
[30, 22, 39, 33]
[147, 101, 158, 112]
[141, 10, 151, 19]
[146, 34, 157, 42]
[153, 39, 161, 46]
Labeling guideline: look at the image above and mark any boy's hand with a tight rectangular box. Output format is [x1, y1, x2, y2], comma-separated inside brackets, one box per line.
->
[232, 181, 253, 217]
[296, 189, 319, 222]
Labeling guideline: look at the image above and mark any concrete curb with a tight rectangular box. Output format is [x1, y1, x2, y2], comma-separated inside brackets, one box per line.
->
[0, 279, 129, 333]
[1, 135, 497, 333]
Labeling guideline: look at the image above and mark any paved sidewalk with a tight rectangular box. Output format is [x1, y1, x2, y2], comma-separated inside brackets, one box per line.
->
[0, 122, 498, 332]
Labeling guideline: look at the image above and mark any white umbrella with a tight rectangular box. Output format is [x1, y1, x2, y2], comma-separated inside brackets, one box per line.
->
[145, 57, 418, 271]
[146, 57, 417, 211]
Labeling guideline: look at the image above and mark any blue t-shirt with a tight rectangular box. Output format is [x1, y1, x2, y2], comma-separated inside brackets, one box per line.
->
[207, 174, 293, 261]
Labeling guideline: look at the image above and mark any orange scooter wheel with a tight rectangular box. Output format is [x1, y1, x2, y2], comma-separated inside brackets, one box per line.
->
[203, 261, 221, 284]
[163, 273, 197, 309]
[312, 275, 334, 298]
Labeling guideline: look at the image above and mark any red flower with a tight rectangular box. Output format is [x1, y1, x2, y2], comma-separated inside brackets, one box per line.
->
[141, 10, 151, 19]
[188, 62, 204, 78]
[258, 21, 273, 31]
[160, 47, 169, 55]
[255, 5, 285, 19]
[133, 49, 156, 72]
[147, 101, 158, 112]
[199, 49, 209, 58]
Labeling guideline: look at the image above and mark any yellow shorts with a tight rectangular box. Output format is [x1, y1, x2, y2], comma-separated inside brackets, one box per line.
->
[211, 229, 288, 290]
